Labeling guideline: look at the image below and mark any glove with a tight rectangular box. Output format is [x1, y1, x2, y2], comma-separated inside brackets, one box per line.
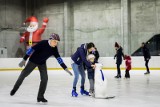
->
[43, 17, 49, 23]
[65, 68, 73, 76]
[19, 59, 26, 67]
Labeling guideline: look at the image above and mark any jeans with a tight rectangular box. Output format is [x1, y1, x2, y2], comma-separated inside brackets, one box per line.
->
[12, 61, 48, 98]
[89, 79, 94, 91]
[72, 63, 86, 89]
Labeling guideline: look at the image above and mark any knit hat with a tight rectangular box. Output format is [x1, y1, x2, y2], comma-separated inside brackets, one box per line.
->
[115, 42, 119, 47]
[49, 33, 60, 41]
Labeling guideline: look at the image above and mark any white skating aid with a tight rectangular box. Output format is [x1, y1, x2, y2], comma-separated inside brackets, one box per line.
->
[94, 63, 108, 98]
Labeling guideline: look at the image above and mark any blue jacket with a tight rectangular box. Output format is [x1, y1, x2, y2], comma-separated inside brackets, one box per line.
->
[71, 44, 91, 68]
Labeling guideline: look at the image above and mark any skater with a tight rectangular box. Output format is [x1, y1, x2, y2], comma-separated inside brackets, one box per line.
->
[86, 54, 96, 97]
[141, 42, 151, 75]
[83, 42, 99, 71]
[71, 43, 96, 97]
[124, 55, 132, 79]
[10, 33, 72, 103]
[114, 42, 124, 78]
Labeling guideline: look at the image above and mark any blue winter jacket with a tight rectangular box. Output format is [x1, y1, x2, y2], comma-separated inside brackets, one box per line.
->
[71, 44, 91, 68]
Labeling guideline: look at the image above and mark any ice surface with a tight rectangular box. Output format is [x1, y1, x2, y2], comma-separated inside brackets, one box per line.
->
[0, 70, 160, 107]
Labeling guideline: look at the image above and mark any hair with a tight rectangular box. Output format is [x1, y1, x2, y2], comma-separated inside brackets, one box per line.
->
[87, 42, 95, 49]
[115, 42, 120, 48]
[142, 42, 145, 45]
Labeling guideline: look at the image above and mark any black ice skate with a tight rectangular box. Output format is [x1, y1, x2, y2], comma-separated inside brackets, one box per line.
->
[115, 75, 121, 78]
[144, 72, 150, 75]
[37, 98, 48, 103]
[10, 89, 16, 96]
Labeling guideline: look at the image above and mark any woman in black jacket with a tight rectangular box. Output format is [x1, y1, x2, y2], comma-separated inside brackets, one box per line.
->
[114, 42, 124, 78]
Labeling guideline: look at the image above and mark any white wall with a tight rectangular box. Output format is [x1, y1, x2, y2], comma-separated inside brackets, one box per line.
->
[0, 56, 160, 70]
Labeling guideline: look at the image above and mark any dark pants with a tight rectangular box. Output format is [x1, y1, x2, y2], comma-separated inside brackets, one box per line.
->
[145, 60, 150, 73]
[87, 68, 95, 91]
[125, 70, 130, 78]
[12, 61, 48, 98]
[116, 64, 121, 76]
[87, 68, 95, 79]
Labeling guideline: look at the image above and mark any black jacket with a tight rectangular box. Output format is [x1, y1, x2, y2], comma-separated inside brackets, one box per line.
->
[23, 40, 67, 70]
[114, 47, 124, 65]
[142, 45, 151, 61]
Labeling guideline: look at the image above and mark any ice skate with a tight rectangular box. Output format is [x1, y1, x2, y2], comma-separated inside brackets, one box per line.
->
[115, 75, 121, 78]
[72, 90, 78, 97]
[10, 89, 16, 96]
[89, 90, 95, 97]
[80, 89, 89, 96]
[37, 98, 48, 103]
[144, 72, 150, 75]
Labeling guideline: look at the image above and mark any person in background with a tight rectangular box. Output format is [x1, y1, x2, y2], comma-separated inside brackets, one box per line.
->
[114, 42, 124, 78]
[141, 42, 151, 75]
[124, 55, 132, 79]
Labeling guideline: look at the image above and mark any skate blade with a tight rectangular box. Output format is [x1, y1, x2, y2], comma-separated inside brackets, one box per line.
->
[37, 102, 48, 105]
[95, 96, 115, 99]
[105, 96, 115, 99]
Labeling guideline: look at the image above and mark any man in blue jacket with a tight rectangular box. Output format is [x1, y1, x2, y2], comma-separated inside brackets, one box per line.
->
[10, 33, 72, 103]
[71, 43, 96, 97]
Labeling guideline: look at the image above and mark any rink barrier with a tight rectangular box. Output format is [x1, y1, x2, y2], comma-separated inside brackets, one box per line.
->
[0, 57, 159, 71]
[0, 67, 160, 71]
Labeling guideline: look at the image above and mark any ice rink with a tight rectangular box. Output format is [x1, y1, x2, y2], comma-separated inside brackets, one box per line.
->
[0, 70, 160, 107]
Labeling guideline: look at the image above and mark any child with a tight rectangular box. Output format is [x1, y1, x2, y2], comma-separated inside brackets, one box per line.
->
[87, 54, 96, 97]
[124, 55, 132, 79]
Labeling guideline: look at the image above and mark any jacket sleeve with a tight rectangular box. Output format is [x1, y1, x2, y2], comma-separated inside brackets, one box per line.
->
[23, 48, 35, 60]
[79, 48, 92, 68]
[53, 47, 67, 70]
[146, 48, 151, 59]
[95, 50, 100, 61]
